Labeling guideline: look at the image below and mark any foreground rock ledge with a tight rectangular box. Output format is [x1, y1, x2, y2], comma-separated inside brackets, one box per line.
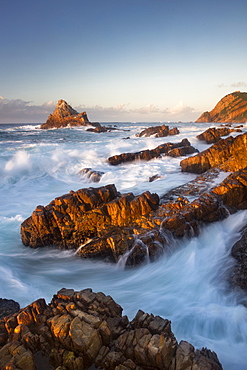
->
[21, 167, 247, 265]
[0, 288, 222, 370]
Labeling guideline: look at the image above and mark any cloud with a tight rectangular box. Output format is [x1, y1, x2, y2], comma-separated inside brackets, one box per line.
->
[218, 82, 247, 89]
[0, 97, 56, 123]
[163, 101, 197, 116]
[0, 96, 198, 123]
[231, 81, 247, 88]
[218, 83, 227, 88]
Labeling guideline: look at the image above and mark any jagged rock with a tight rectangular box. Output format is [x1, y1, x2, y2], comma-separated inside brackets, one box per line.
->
[230, 227, 247, 290]
[108, 138, 198, 165]
[180, 132, 247, 174]
[79, 168, 104, 182]
[0, 288, 223, 370]
[20, 168, 247, 265]
[0, 299, 20, 320]
[40, 99, 100, 130]
[196, 126, 241, 144]
[196, 91, 247, 123]
[136, 124, 179, 138]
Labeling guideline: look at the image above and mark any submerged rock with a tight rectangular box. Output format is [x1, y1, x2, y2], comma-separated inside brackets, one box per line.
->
[136, 124, 179, 138]
[79, 168, 105, 182]
[231, 227, 247, 290]
[0, 288, 223, 370]
[180, 132, 247, 174]
[195, 91, 247, 123]
[196, 126, 241, 144]
[108, 138, 198, 165]
[40, 99, 100, 130]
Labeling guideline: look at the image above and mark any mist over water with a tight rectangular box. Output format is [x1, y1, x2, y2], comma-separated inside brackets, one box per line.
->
[0, 122, 247, 369]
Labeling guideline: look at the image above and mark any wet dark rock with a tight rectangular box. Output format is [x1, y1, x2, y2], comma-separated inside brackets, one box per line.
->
[231, 227, 247, 290]
[0, 299, 20, 320]
[136, 124, 179, 138]
[0, 288, 223, 370]
[108, 138, 198, 165]
[79, 168, 105, 182]
[180, 132, 247, 174]
[149, 174, 161, 182]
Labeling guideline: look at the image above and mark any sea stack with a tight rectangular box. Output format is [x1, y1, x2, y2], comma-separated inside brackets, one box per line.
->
[196, 91, 247, 123]
[40, 99, 99, 129]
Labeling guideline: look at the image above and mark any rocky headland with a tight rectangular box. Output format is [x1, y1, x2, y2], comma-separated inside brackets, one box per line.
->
[0, 288, 222, 370]
[196, 91, 247, 123]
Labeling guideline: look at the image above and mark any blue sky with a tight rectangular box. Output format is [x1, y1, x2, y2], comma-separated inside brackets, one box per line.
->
[1, 0, 247, 123]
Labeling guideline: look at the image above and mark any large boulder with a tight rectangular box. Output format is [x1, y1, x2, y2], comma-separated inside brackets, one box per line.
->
[195, 91, 247, 123]
[40, 99, 100, 130]
[108, 138, 198, 165]
[136, 124, 179, 138]
[180, 132, 247, 174]
[0, 288, 222, 370]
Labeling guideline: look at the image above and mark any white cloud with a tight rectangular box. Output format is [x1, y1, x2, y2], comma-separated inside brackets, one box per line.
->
[163, 101, 197, 116]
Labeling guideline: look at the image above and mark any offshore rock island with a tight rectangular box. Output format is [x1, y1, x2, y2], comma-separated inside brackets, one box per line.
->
[40, 99, 99, 130]
[196, 91, 247, 123]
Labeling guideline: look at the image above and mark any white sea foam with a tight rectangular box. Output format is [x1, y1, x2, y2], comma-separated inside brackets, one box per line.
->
[0, 122, 247, 369]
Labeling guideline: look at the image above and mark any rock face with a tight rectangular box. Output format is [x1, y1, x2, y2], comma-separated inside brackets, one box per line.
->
[20, 167, 247, 265]
[180, 132, 247, 174]
[108, 138, 198, 166]
[196, 126, 241, 144]
[196, 91, 247, 123]
[0, 288, 222, 370]
[136, 124, 179, 138]
[40, 100, 99, 129]
[231, 227, 247, 290]
[0, 299, 20, 320]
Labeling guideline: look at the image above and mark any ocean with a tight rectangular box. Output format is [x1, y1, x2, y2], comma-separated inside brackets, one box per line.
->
[0, 121, 247, 369]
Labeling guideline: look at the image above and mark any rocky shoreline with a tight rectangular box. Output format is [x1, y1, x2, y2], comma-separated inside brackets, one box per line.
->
[2, 121, 247, 369]
[0, 288, 223, 370]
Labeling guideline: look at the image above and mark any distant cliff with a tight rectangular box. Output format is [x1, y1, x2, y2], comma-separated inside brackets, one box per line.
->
[196, 91, 247, 123]
[40, 99, 99, 129]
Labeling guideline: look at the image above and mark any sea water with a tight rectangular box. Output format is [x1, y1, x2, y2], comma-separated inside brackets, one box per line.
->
[0, 121, 247, 369]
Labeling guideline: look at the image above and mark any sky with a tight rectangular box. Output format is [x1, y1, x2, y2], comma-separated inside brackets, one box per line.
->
[1, 0, 247, 123]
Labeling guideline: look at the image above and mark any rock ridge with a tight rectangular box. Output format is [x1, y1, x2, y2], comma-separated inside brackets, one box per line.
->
[0, 288, 223, 370]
